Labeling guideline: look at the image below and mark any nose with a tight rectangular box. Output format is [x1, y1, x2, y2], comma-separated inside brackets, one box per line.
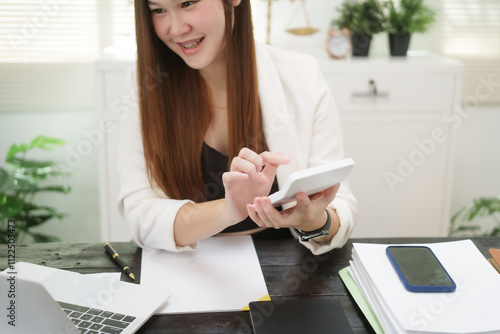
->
[169, 12, 191, 37]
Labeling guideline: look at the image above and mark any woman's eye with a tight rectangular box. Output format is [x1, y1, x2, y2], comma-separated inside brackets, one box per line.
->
[181, 1, 196, 9]
[150, 8, 165, 14]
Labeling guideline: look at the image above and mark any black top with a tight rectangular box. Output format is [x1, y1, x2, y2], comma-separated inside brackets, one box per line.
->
[201, 142, 292, 239]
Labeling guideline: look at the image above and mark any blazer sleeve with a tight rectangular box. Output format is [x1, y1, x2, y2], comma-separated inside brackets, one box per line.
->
[116, 67, 197, 252]
[292, 59, 358, 255]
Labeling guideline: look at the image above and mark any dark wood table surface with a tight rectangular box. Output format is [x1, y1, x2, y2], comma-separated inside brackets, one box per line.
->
[1, 237, 499, 333]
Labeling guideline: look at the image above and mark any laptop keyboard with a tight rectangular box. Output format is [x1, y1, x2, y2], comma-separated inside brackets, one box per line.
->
[58, 301, 136, 334]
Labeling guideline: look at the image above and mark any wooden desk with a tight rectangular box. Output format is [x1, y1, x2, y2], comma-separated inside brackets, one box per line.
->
[1, 237, 499, 333]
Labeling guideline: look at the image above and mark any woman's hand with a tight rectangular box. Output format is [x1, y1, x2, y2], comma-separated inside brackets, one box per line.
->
[247, 184, 340, 232]
[222, 148, 289, 224]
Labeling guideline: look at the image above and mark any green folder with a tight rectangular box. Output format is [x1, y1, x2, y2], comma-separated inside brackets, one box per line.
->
[338, 266, 385, 334]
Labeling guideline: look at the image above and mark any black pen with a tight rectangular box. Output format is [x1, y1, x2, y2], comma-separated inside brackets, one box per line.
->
[104, 242, 136, 281]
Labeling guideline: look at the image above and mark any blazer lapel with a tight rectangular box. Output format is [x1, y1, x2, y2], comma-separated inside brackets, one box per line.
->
[255, 43, 298, 187]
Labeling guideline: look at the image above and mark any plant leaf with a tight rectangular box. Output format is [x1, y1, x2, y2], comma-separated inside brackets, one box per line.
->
[0, 195, 25, 219]
[384, 0, 436, 34]
[6, 143, 30, 160]
[450, 196, 500, 237]
[23, 203, 66, 219]
[1, 136, 68, 244]
[5, 136, 64, 161]
[33, 185, 71, 194]
[462, 197, 500, 221]
[6, 161, 64, 181]
[455, 225, 481, 232]
[451, 207, 466, 224]
[24, 214, 54, 228]
[6, 158, 55, 170]
[11, 173, 38, 191]
[29, 136, 65, 151]
[0, 168, 10, 191]
[30, 232, 61, 243]
[333, 0, 385, 34]
[488, 227, 500, 237]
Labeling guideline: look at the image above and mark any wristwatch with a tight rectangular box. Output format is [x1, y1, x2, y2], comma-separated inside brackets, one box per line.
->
[294, 209, 331, 242]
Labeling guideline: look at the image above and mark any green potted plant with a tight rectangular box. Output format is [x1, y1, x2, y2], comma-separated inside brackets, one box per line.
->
[449, 196, 500, 237]
[384, 0, 436, 56]
[332, 0, 386, 57]
[0, 136, 71, 243]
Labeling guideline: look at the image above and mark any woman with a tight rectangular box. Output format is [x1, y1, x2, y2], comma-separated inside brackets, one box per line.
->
[117, 0, 357, 255]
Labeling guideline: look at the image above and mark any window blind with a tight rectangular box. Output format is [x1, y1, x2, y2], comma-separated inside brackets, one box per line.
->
[378, 0, 500, 104]
[437, 0, 500, 105]
[110, 0, 135, 51]
[0, 0, 135, 113]
[1, 1, 99, 62]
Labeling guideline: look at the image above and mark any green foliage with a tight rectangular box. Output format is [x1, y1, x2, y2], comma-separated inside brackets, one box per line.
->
[0, 136, 71, 244]
[449, 196, 500, 237]
[332, 0, 386, 35]
[385, 0, 436, 34]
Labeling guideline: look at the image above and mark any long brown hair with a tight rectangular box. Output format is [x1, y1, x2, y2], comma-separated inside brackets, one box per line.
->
[134, 0, 264, 202]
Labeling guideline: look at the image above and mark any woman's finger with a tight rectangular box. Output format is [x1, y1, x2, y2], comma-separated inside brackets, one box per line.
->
[254, 197, 278, 228]
[259, 151, 290, 165]
[255, 197, 285, 229]
[307, 183, 340, 204]
[222, 171, 249, 186]
[230, 157, 261, 178]
[323, 183, 340, 199]
[247, 204, 265, 227]
[295, 192, 311, 209]
[259, 151, 290, 178]
[233, 147, 264, 176]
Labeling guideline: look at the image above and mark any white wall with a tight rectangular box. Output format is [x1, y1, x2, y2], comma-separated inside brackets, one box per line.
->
[450, 106, 500, 234]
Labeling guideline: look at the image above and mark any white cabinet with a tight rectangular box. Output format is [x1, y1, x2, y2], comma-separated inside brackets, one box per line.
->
[96, 53, 463, 240]
[317, 53, 463, 237]
[96, 57, 135, 241]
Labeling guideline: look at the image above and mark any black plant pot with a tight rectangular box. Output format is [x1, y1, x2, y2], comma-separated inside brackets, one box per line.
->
[389, 33, 411, 56]
[351, 33, 372, 57]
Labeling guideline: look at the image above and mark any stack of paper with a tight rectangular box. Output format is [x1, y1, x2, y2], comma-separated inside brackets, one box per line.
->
[341, 240, 500, 334]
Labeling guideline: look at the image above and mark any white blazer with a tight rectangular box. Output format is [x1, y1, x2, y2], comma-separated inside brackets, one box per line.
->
[117, 43, 358, 255]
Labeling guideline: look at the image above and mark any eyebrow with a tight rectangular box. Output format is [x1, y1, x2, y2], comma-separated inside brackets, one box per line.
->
[148, 0, 179, 5]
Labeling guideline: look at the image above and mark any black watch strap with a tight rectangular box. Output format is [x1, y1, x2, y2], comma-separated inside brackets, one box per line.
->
[294, 209, 331, 242]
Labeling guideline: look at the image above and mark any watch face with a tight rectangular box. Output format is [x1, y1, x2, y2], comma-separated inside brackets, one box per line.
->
[328, 35, 351, 58]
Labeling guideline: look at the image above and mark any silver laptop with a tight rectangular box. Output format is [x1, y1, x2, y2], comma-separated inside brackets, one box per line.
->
[0, 262, 171, 334]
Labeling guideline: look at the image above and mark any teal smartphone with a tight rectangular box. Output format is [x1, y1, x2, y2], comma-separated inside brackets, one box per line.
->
[386, 246, 456, 292]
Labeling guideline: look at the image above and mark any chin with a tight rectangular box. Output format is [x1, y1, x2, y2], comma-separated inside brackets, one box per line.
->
[182, 60, 206, 70]
[183, 54, 215, 71]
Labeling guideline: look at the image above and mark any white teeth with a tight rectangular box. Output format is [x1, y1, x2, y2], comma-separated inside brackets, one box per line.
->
[180, 37, 203, 49]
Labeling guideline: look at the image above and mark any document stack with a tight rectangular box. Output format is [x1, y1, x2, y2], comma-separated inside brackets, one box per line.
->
[340, 240, 500, 334]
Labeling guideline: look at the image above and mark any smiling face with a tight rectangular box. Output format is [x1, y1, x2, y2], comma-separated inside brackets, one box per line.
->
[148, 0, 235, 72]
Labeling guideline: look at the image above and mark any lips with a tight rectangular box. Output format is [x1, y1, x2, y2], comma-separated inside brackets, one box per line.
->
[179, 37, 204, 49]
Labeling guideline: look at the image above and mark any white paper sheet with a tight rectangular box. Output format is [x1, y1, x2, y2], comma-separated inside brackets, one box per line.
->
[140, 235, 269, 314]
[350, 257, 405, 333]
[352, 240, 500, 334]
